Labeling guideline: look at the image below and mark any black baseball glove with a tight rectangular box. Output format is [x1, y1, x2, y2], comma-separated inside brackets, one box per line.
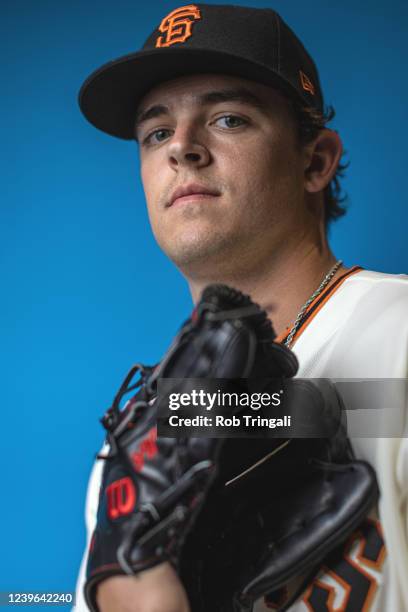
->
[84, 284, 378, 612]
[84, 284, 297, 610]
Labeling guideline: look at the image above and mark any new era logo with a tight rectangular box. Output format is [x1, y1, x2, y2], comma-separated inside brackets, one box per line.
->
[299, 70, 315, 96]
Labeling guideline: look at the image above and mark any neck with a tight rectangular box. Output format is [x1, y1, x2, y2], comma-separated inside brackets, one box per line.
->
[187, 237, 346, 338]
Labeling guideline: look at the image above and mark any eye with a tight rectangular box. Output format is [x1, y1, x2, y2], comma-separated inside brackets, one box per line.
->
[143, 127, 173, 146]
[214, 115, 248, 129]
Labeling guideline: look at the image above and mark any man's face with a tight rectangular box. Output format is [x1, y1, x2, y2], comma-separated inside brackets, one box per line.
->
[136, 74, 308, 280]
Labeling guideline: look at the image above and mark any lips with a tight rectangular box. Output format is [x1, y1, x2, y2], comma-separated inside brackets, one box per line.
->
[168, 183, 220, 207]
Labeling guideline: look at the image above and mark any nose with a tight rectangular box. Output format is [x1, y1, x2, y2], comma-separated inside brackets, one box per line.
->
[167, 125, 211, 169]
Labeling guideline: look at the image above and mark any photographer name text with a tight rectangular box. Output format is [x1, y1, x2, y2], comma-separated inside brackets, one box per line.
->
[168, 414, 291, 429]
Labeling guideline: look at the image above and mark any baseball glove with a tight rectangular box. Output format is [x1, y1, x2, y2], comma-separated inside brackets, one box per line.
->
[84, 284, 298, 610]
[84, 284, 378, 611]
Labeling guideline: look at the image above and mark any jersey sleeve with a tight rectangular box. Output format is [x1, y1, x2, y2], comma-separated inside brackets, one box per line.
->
[376, 403, 408, 608]
[73, 446, 107, 612]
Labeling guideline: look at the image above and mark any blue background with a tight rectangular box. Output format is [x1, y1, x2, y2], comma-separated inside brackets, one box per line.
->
[1, 0, 407, 602]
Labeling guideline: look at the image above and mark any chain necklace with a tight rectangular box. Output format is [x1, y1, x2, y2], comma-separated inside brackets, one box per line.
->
[284, 260, 343, 348]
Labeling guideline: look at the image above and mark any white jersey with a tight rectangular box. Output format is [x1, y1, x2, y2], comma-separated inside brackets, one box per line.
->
[256, 269, 408, 611]
[75, 269, 408, 612]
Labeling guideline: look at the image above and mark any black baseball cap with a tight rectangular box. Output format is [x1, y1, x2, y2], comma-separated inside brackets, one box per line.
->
[79, 3, 324, 140]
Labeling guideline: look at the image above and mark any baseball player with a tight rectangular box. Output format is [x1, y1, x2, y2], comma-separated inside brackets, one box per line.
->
[75, 4, 408, 611]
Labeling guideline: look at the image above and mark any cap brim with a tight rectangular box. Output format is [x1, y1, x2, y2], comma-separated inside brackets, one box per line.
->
[79, 48, 308, 140]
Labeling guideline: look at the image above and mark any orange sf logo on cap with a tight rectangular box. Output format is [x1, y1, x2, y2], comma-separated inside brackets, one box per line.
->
[299, 70, 315, 96]
[156, 5, 202, 48]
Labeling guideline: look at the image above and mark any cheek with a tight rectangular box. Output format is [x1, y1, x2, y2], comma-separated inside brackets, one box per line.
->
[251, 140, 303, 196]
[140, 159, 156, 204]
[224, 143, 293, 201]
[229, 141, 304, 230]
[140, 159, 162, 226]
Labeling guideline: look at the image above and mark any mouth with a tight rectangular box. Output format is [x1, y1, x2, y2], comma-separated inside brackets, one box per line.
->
[168, 183, 221, 208]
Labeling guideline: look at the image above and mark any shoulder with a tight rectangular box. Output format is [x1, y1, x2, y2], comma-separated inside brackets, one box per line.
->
[349, 270, 408, 285]
[295, 269, 408, 378]
[345, 268, 408, 289]
[340, 269, 408, 303]
[323, 269, 408, 325]
[339, 269, 408, 328]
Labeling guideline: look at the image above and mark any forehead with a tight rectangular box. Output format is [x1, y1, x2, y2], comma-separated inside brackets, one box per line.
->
[136, 73, 289, 116]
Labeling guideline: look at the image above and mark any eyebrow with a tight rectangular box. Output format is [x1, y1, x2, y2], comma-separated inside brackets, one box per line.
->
[134, 87, 268, 132]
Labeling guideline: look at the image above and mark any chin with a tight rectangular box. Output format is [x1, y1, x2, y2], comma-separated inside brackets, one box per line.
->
[162, 233, 231, 269]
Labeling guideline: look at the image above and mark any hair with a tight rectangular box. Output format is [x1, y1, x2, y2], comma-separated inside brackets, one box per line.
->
[289, 101, 348, 228]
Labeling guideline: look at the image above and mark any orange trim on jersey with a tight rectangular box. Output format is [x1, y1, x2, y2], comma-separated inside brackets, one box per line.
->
[303, 564, 371, 612]
[355, 519, 386, 571]
[303, 578, 338, 611]
[302, 519, 386, 612]
[342, 542, 380, 612]
[276, 266, 363, 346]
[322, 566, 352, 612]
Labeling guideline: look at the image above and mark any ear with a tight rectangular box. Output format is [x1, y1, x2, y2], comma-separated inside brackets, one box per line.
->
[303, 129, 343, 193]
